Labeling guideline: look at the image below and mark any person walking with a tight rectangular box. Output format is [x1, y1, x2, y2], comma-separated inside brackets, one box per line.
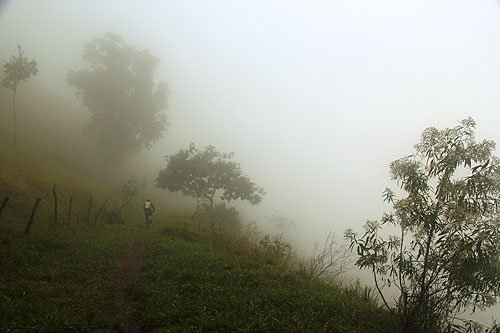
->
[143, 199, 155, 228]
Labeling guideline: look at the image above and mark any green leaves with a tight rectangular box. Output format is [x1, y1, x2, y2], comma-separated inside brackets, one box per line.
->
[382, 188, 395, 203]
[156, 144, 265, 210]
[346, 118, 500, 332]
[1, 45, 38, 91]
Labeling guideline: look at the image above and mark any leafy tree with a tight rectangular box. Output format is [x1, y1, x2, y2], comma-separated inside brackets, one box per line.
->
[67, 33, 168, 167]
[1, 45, 38, 146]
[156, 143, 265, 215]
[345, 118, 500, 333]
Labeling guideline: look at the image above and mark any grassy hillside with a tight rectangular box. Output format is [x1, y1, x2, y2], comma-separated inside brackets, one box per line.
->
[0, 141, 398, 331]
[0, 130, 115, 241]
[0, 223, 139, 331]
[1, 219, 397, 332]
[134, 220, 396, 332]
[0, 83, 114, 235]
[0, 84, 93, 166]
[0, 87, 398, 332]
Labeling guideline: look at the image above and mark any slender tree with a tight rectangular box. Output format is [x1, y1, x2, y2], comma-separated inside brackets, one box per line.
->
[345, 118, 500, 332]
[1, 45, 38, 146]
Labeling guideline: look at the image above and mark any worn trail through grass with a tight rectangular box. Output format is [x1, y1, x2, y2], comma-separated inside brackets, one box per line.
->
[0, 223, 139, 331]
[113, 229, 146, 332]
[1, 219, 397, 332]
[132, 220, 397, 332]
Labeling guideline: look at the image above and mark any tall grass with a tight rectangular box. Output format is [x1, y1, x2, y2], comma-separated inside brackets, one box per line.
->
[0, 221, 141, 331]
[134, 219, 398, 332]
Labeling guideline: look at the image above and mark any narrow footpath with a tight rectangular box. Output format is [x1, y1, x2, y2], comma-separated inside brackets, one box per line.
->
[113, 230, 146, 332]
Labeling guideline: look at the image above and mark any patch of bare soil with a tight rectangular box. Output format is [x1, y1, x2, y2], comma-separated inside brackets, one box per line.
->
[113, 231, 145, 332]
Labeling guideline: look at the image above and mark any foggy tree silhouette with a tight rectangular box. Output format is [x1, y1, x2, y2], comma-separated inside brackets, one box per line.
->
[1, 45, 38, 147]
[67, 32, 169, 167]
[157, 143, 265, 215]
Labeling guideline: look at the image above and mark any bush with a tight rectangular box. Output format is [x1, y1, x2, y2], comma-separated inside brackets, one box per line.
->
[104, 211, 125, 224]
[196, 202, 243, 233]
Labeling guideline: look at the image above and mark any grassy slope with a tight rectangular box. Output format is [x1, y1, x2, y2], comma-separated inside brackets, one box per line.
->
[0, 85, 112, 237]
[0, 115, 139, 330]
[0, 87, 397, 332]
[134, 220, 397, 333]
[0, 87, 137, 331]
[0, 223, 139, 331]
[1, 217, 397, 332]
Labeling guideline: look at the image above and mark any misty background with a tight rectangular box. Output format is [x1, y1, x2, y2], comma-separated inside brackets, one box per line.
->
[1, 0, 499, 322]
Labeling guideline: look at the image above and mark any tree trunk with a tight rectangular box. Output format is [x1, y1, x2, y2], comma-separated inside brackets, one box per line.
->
[85, 196, 93, 222]
[0, 196, 10, 221]
[12, 86, 17, 147]
[67, 196, 73, 224]
[416, 220, 437, 331]
[25, 197, 42, 235]
[192, 197, 200, 218]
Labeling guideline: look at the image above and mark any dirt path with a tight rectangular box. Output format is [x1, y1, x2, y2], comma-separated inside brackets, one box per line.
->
[113, 231, 146, 332]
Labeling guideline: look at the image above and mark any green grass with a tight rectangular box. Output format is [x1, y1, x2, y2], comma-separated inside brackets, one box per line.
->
[133, 220, 398, 332]
[0, 90, 398, 332]
[0, 218, 398, 332]
[0, 103, 135, 331]
[0, 222, 140, 332]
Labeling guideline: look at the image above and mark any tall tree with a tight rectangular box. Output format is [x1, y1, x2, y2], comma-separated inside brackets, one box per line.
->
[157, 143, 265, 215]
[1, 45, 38, 147]
[345, 118, 500, 332]
[67, 33, 169, 167]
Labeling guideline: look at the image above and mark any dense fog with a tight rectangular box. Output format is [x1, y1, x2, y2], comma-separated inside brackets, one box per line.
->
[1, 0, 499, 323]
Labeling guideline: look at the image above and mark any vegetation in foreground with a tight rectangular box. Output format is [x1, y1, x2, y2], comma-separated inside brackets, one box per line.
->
[346, 118, 500, 333]
[0, 223, 140, 331]
[2, 31, 496, 333]
[1, 210, 397, 333]
[134, 219, 397, 333]
[0, 137, 395, 332]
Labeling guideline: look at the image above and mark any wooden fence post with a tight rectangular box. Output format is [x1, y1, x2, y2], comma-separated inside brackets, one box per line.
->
[52, 184, 58, 225]
[25, 197, 42, 235]
[94, 199, 108, 222]
[67, 196, 73, 224]
[85, 196, 93, 222]
[0, 196, 9, 221]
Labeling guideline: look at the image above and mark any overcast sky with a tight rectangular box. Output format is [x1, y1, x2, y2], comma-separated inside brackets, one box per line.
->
[1, 1, 500, 319]
[2, 0, 500, 235]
